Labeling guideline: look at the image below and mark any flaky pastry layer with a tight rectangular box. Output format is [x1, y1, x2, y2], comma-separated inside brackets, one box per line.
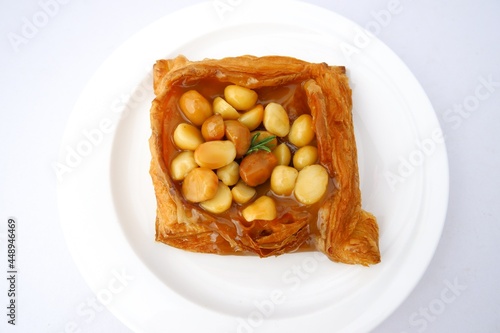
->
[149, 55, 380, 265]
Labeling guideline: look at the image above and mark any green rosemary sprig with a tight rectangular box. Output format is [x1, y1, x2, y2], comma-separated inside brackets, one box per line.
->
[246, 133, 277, 155]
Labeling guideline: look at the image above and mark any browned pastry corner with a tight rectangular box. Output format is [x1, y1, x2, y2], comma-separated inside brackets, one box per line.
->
[149, 55, 380, 265]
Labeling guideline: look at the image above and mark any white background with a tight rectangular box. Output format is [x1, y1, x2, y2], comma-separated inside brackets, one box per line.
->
[1, 0, 499, 332]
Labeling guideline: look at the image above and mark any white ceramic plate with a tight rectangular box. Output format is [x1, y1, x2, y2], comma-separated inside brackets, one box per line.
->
[57, 1, 449, 332]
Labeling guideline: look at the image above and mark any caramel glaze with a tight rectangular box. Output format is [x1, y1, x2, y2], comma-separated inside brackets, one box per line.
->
[161, 78, 337, 257]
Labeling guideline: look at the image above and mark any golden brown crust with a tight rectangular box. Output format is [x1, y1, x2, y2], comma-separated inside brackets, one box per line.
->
[149, 55, 380, 265]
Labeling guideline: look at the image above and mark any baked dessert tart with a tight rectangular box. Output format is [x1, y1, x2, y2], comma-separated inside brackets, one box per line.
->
[149, 55, 380, 265]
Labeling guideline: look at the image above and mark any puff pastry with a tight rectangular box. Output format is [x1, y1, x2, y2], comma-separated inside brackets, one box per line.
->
[149, 55, 380, 265]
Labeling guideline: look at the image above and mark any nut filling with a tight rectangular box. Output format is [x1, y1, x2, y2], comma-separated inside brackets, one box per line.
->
[168, 81, 333, 231]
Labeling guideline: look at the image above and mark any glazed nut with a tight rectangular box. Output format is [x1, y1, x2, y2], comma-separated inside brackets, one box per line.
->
[288, 114, 315, 147]
[201, 114, 225, 141]
[242, 196, 277, 222]
[239, 150, 278, 187]
[263, 103, 290, 137]
[224, 85, 258, 111]
[194, 140, 236, 169]
[224, 120, 251, 158]
[231, 180, 256, 204]
[217, 161, 240, 186]
[213, 96, 241, 120]
[200, 182, 233, 214]
[182, 167, 219, 203]
[272, 143, 292, 166]
[294, 164, 328, 205]
[270, 166, 298, 196]
[178, 90, 213, 126]
[238, 104, 264, 131]
[170, 151, 198, 181]
[173, 123, 204, 150]
[293, 145, 318, 171]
